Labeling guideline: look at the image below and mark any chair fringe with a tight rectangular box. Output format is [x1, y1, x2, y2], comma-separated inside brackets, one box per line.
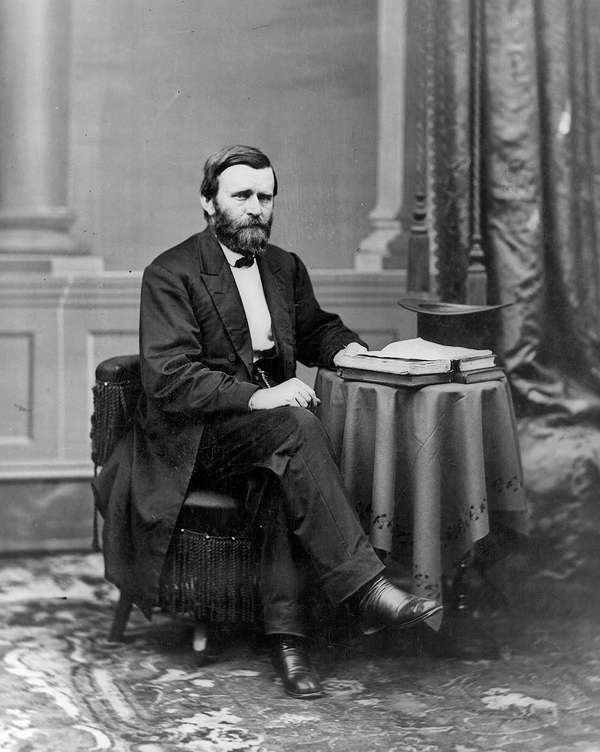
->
[158, 531, 256, 623]
[92, 465, 101, 552]
[90, 379, 141, 467]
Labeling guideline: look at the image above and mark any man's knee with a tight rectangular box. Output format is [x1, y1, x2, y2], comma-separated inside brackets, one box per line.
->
[273, 407, 328, 448]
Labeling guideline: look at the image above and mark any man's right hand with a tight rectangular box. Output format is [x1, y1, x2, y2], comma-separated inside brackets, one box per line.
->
[249, 377, 320, 411]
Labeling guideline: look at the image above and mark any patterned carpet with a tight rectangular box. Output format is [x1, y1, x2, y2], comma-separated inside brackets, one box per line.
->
[1, 553, 600, 752]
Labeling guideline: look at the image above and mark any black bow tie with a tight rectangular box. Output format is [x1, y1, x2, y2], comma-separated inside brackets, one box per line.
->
[233, 254, 255, 268]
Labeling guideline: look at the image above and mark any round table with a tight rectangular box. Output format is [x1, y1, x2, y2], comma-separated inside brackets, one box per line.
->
[316, 369, 528, 605]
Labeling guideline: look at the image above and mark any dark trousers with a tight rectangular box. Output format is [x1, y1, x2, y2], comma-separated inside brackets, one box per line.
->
[195, 405, 384, 637]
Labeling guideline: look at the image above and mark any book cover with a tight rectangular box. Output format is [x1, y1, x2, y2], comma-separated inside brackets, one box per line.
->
[451, 367, 505, 384]
[336, 366, 451, 388]
[455, 354, 497, 372]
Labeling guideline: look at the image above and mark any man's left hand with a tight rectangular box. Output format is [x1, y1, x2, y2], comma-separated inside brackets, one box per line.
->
[333, 342, 368, 366]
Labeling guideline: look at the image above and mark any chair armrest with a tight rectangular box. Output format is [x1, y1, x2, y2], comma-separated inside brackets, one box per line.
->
[91, 355, 142, 467]
[95, 354, 140, 383]
[184, 490, 237, 510]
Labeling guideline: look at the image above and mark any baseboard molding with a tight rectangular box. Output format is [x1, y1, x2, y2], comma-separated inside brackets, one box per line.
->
[0, 461, 94, 480]
[0, 537, 96, 554]
[0, 478, 96, 552]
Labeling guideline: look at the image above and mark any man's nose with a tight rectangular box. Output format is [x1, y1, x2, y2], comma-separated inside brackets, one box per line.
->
[246, 195, 261, 216]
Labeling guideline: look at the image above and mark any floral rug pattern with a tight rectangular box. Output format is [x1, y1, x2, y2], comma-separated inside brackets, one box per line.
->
[1, 554, 600, 752]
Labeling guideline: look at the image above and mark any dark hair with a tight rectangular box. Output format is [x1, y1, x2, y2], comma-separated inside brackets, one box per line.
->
[200, 145, 278, 201]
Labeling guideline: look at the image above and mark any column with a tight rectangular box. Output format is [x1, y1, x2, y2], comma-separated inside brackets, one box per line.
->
[0, 0, 100, 272]
[355, 0, 408, 271]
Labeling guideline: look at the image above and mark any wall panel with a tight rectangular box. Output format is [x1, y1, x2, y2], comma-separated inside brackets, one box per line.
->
[62, 276, 141, 465]
[0, 281, 65, 465]
[0, 333, 34, 444]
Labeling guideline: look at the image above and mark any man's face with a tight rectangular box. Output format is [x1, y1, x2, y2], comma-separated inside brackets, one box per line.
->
[202, 164, 275, 257]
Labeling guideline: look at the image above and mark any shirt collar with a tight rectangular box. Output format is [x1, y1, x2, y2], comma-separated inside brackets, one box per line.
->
[219, 242, 247, 268]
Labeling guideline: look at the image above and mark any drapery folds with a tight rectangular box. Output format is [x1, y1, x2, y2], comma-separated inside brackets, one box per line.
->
[429, 0, 600, 418]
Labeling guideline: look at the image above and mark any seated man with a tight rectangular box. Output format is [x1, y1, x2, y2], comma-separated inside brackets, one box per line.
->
[96, 145, 441, 700]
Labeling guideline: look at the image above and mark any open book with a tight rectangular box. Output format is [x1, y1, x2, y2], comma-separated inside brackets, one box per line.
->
[336, 338, 495, 376]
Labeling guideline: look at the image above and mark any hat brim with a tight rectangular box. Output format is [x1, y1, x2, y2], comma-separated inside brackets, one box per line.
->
[398, 298, 513, 316]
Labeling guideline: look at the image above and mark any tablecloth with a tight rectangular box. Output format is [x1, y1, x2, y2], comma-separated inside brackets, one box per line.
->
[316, 369, 528, 603]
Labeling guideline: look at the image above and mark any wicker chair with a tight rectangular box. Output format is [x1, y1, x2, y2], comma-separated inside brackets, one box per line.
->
[90, 354, 258, 660]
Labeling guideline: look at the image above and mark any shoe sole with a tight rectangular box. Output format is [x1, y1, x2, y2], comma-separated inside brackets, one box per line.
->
[284, 688, 325, 700]
[361, 603, 443, 636]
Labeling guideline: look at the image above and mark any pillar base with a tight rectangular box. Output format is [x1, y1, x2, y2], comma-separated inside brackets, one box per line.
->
[355, 250, 387, 272]
[355, 224, 407, 271]
[0, 207, 83, 256]
[0, 228, 82, 255]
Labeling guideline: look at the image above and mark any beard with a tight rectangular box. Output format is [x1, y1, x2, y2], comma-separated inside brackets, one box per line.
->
[212, 202, 273, 258]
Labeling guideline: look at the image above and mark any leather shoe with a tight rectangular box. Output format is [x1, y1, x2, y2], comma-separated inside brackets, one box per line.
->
[359, 575, 443, 635]
[269, 635, 324, 699]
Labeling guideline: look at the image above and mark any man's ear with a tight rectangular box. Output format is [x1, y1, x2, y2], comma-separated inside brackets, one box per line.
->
[200, 194, 215, 217]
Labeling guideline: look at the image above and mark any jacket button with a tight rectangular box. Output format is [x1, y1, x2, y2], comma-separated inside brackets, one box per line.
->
[227, 353, 236, 362]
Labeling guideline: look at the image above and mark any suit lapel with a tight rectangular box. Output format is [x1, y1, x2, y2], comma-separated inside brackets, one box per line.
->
[258, 252, 294, 364]
[197, 231, 254, 376]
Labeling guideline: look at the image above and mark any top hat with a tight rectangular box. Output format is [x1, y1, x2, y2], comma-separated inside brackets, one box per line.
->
[398, 298, 514, 350]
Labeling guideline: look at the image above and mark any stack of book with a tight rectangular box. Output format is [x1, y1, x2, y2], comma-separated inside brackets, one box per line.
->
[335, 337, 504, 388]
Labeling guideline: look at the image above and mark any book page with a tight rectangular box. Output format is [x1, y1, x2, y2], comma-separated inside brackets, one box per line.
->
[364, 337, 493, 361]
[336, 353, 451, 375]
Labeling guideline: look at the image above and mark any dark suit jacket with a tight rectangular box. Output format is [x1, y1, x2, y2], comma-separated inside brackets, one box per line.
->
[94, 228, 364, 615]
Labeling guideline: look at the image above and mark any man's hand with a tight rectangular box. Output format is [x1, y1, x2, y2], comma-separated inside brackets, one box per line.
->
[333, 341, 368, 366]
[249, 377, 320, 411]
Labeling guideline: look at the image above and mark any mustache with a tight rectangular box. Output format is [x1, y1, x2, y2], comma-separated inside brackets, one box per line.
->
[234, 216, 270, 230]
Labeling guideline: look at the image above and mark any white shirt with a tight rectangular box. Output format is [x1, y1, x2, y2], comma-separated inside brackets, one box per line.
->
[220, 245, 274, 358]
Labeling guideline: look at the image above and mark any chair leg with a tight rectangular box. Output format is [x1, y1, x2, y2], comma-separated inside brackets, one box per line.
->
[450, 553, 472, 614]
[192, 622, 209, 665]
[192, 622, 227, 665]
[193, 622, 207, 653]
[109, 592, 133, 642]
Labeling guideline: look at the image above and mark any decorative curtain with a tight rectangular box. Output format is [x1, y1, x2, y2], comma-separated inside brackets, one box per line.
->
[430, 0, 600, 419]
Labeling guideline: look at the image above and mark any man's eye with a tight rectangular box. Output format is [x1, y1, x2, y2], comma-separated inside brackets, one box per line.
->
[258, 195, 272, 203]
